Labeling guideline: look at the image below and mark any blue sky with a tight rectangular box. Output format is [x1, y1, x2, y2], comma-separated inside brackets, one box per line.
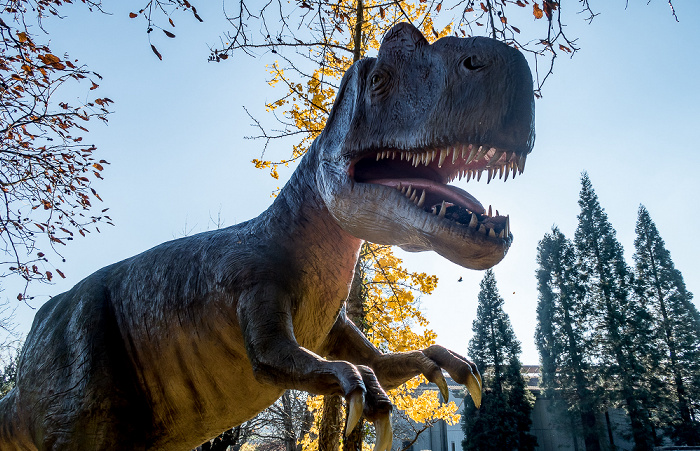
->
[3, 1, 699, 365]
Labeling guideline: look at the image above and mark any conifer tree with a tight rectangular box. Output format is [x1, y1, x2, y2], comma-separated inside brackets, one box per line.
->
[462, 270, 536, 451]
[536, 227, 601, 450]
[574, 172, 657, 450]
[633, 205, 700, 444]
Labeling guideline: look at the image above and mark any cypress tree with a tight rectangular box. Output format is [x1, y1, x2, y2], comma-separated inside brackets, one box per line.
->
[462, 270, 536, 450]
[536, 227, 601, 450]
[633, 204, 700, 444]
[574, 173, 656, 450]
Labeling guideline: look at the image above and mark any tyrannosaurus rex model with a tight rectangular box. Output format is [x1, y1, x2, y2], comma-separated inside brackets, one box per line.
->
[0, 22, 534, 450]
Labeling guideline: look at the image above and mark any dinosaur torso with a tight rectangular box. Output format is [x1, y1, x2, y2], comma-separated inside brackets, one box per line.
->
[0, 23, 534, 451]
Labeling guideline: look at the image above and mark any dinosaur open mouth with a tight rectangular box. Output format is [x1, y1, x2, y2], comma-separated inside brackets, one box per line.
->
[350, 144, 527, 239]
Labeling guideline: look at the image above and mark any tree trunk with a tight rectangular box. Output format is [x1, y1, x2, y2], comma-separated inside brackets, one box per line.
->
[319, 395, 343, 451]
[344, 244, 367, 450]
[282, 392, 298, 451]
[344, 418, 364, 451]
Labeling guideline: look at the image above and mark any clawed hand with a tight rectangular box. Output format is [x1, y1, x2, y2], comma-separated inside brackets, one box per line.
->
[340, 346, 482, 451]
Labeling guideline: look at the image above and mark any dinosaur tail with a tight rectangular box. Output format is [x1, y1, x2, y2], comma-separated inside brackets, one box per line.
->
[0, 388, 33, 450]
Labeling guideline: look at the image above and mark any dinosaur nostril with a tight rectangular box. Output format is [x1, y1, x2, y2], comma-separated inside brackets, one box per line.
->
[463, 56, 486, 71]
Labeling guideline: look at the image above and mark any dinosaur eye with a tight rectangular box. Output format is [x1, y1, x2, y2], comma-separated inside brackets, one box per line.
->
[369, 70, 391, 98]
[462, 55, 486, 71]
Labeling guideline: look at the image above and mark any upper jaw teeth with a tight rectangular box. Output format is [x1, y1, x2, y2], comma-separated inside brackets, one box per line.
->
[375, 144, 527, 184]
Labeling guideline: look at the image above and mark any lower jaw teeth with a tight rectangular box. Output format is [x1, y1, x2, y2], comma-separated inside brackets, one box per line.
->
[395, 184, 507, 238]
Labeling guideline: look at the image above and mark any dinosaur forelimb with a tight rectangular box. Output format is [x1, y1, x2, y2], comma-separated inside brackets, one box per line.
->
[323, 309, 483, 408]
[239, 286, 394, 448]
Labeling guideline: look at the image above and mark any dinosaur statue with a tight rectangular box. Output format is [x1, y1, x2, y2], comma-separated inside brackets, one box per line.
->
[0, 22, 534, 450]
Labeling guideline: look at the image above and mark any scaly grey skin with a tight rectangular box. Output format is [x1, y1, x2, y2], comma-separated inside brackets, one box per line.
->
[0, 23, 534, 451]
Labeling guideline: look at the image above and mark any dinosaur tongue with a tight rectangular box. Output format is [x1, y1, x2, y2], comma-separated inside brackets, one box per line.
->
[367, 178, 485, 215]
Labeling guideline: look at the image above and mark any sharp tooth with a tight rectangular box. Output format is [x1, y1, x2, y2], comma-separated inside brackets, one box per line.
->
[405, 185, 413, 197]
[461, 144, 468, 159]
[498, 229, 505, 238]
[431, 206, 438, 215]
[431, 149, 437, 163]
[452, 146, 459, 164]
[397, 182, 403, 191]
[517, 154, 527, 173]
[496, 209, 499, 216]
[392, 151, 396, 159]
[488, 205, 492, 217]
[487, 168, 493, 183]
[400, 152, 404, 161]
[376, 153, 381, 161]
[498, 165, 504, 179]
[438, 201, 447, 218]
[410, 190, 417, 202]
[477, 169, 483, 182]
[469, 213, 478, 228]
[489, 150, 504, 166]
[503, 165, 510, 182]
[466, 170, 472, 182]
[489, 228, 496, 238]
[413, 154, 419, 166]
[476, 145, 489, 161]
[438, 148, 448, 168]
[466, 145, 478, 164]
[417, 189, 426, 208]
[479, 224, 487, 234]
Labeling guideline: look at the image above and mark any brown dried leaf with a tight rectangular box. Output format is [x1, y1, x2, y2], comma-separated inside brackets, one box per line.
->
[151, 45, 163, 60]
[533, 3, 543, 19]
[129, 12, 138, 18]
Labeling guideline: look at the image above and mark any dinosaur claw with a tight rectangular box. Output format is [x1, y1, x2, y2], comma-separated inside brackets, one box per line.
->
[345, 391, 364, 437]
[466, 372, 482, 409]
[373, 414, 393, 451]
[436, 373, 449, 403]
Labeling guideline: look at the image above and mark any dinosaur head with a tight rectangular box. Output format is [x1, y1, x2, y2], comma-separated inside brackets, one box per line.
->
[316, 23, 535, 270]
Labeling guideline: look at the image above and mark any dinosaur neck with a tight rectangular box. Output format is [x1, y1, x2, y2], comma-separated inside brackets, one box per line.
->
[257, 149, 363, 298]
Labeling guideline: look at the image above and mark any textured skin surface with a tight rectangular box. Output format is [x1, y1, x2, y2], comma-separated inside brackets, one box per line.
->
[0, 23, 534, 450]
